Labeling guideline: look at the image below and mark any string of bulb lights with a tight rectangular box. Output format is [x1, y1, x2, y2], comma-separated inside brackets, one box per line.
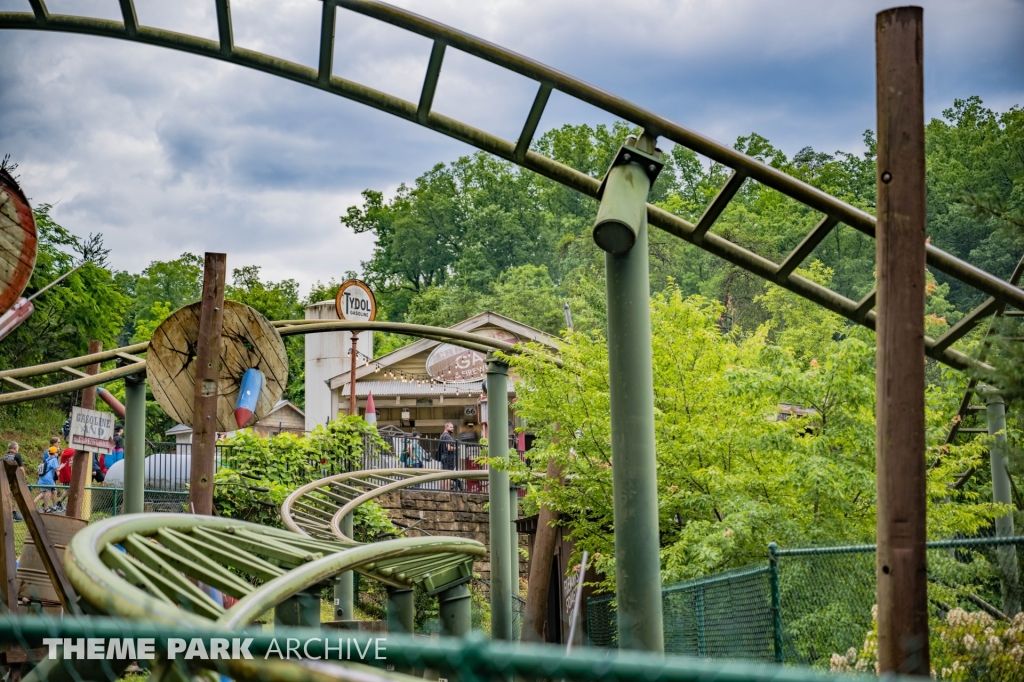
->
[346, 347, 485, 398]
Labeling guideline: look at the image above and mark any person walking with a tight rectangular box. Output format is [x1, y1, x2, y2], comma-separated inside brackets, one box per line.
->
[107, 424, 124, 469]
[437, 422, 459, 491]
[53, 445, 75, 513]
[401, 431, 426, 469]
[3, 441, 24, 520]
[33, 438, 60, 512]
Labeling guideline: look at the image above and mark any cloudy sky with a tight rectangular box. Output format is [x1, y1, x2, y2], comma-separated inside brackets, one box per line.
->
[1, 0, 1022, 292]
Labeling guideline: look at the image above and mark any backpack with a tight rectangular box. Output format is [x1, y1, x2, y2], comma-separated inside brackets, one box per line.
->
[36, 460, 47, 476]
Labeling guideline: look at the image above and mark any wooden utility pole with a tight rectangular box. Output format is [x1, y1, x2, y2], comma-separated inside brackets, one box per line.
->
[875, 6, 929, 675]
[188, 253, 227, 516]
[349, 332, 360, 416]
[66, 339, 102, 518]
[521, 458, 563, 642]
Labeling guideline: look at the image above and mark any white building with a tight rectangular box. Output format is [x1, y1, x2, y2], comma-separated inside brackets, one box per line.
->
[304, 300, 373, 432]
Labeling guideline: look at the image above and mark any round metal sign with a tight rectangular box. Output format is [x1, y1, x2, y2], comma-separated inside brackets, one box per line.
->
[425, 328, 519, 383]
[335, 279, 376, 323]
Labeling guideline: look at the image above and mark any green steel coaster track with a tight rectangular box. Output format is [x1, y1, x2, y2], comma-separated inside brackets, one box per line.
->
[3, 0, 1022, 375]
[282, 468, 490, 543]
[56, 512, 483, 681]
[0, 319, 541, 405]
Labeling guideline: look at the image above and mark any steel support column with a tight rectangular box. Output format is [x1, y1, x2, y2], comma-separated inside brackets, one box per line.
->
[274, 589, 320, 628]
[986, 394, 1021, 615]
[487, 356, 512, 640]
[123, 374, 146, 514]
[387, 586, 414, 635]
[438, 583, 471, 637]
[874, 6, 929, 675]
[335, 512, 355, 620]
[595, 133, 664, 653]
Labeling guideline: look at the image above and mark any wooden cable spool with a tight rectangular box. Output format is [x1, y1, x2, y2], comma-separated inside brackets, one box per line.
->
[0, 167, 38, 313]
[147, 300, 288, 432]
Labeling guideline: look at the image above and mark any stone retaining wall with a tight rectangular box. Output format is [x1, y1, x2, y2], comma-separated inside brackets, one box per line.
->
[375, 489, 528, 586]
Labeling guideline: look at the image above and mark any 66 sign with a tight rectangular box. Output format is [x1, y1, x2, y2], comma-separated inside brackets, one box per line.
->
[334, 280, 376, 323]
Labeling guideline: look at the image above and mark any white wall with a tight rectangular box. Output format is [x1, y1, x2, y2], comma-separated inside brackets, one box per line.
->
[304, 300, 373, 431]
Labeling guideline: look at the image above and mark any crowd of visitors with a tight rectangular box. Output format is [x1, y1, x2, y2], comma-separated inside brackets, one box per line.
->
[3, 425, 116, 516]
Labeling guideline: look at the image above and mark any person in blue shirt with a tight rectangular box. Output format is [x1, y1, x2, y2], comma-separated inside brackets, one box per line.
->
[401, 432, 426, 468]
[33, 439, 60, 512]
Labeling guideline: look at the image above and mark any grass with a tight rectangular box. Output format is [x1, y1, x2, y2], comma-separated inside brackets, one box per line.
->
[0, 399, 67, 475]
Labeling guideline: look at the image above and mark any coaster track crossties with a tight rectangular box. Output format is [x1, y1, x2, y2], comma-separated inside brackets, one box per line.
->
[1, 0, 1021, 384]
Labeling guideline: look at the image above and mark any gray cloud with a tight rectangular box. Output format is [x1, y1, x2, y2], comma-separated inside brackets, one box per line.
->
[1, 0, 1021, 289]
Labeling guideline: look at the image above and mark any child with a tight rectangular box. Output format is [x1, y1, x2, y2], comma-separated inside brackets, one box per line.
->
[33, 437, 60, 512]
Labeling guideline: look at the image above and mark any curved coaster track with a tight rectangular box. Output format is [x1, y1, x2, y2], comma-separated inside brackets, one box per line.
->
[2, 2, 1022, 677]
[1, 0, 1021, 378]
[55, 469, 495, 682]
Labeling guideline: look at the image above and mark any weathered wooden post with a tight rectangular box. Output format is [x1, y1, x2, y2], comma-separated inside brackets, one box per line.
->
[66, 339, 102, 518]
[188, 253, 227, 516]
[875, 6, 929, 675]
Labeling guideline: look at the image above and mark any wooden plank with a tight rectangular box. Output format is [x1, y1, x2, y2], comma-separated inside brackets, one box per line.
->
[189, 253, 227, 516]
[0, 470, 18, 612]
[0, 171, 38, 313]
[3, 461, 81, 615]
[874, 7, 929, 675]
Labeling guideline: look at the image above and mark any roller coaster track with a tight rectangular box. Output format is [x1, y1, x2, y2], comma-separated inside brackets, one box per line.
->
[0, 319, 548, 405]
[2, 1, 1022, 375]
[61, 512, 483, 681]
[282, 468, 491, 543]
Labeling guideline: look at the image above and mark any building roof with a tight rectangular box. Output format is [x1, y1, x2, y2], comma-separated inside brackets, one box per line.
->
[165, 423, 193, 436]
[340, 380, 515, 397]
[266, 399, 305, 418]
[329, 310, 558, 390]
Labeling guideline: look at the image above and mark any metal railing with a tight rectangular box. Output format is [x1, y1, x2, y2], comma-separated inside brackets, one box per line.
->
[364, 434, 527, 493]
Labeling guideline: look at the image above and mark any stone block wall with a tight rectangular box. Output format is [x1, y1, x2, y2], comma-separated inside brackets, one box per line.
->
[375, 489, 529, 586]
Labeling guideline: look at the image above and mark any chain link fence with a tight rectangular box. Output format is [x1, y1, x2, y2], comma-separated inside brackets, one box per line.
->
[11, 486, 189, 556]
[589, 536, 1024, 679]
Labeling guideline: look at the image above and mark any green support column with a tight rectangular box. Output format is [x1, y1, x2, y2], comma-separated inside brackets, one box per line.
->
[274, 589, 320, 628]
[123, 374, 146, 515]
[387, 586, 414, 634]
[593, 132, 665, 653]
[987, 394, 1021, 615]
[487, 356, 512, 640]
[438, 583, 471, 637]
[335, 513, 354, 620]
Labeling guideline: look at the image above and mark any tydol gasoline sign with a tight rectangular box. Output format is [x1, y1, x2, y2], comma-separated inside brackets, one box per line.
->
[334, 280, 376, 323]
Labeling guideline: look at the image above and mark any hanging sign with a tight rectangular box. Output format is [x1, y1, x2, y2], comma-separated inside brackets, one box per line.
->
[335, 279, 376, 323]
[69, 406, 116, 454]
[425, 328, 518, 383]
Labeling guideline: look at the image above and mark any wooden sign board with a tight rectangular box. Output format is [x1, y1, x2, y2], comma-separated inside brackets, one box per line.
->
[334, 279, 376, 323]
[69, 406, 115, 454]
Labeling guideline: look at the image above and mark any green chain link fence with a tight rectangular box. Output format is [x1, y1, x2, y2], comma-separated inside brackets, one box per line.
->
[589, 536, 1024, 678]
[0, 613, 921, 682]
[11, 486, 189, 555]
